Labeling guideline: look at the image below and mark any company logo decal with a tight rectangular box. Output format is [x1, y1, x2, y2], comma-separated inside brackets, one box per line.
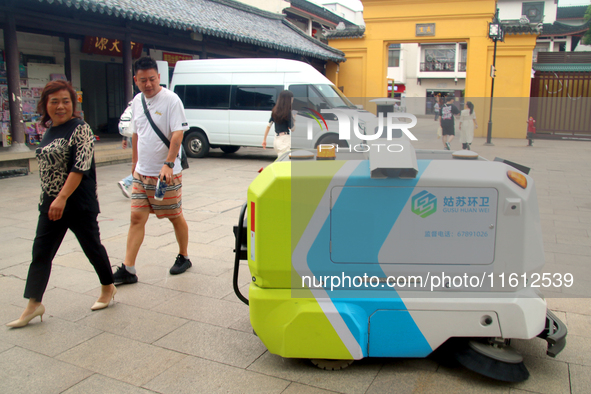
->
[411, 190, 437, 218]
[304, 107, 328, 132]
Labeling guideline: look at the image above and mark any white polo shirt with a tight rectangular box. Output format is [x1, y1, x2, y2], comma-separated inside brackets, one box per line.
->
[131, 88, 189, 176]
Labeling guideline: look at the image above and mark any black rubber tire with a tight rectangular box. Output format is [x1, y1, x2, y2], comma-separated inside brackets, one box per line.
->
[220, 145, 241, 154]
[316, 134, 349, 148]
[184, 130, 210, 158]
[310, 359, 354, 370]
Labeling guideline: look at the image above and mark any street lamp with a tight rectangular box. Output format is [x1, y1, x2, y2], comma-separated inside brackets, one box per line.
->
[485, 8, 503, 145]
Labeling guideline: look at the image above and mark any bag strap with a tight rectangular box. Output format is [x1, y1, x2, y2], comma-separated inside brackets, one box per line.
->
[141, 94, 170, 149]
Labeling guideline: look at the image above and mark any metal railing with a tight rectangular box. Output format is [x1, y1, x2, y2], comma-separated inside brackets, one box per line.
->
[420, 62, 455, 72]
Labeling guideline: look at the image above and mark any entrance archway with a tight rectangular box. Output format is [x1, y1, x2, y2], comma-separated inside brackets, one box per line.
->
[326, 0, 538, 138]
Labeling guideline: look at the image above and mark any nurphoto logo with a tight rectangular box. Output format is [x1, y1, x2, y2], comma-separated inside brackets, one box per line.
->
[304, 110, 419, 153]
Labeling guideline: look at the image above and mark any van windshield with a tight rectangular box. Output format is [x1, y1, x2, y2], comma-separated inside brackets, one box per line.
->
[315, 84, 356, 109]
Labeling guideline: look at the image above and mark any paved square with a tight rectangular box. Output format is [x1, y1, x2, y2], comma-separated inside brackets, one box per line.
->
[1, 120, 589, 393]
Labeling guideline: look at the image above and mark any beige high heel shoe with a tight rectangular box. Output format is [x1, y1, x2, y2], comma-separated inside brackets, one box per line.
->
[91, 286, 117, 311]
[6, 304, 45, 328]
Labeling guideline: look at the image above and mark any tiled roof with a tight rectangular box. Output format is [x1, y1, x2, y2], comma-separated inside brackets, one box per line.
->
[533, 63, 591, 72]
[37, 0, 346, 62]
[289, 0, 355, 27]
[557, 5, 589, 20]
[325, 26, 365, 39]
[502, 23, 540, 35]
[539, 20, 590, 36]
[501, 19, 590, 37]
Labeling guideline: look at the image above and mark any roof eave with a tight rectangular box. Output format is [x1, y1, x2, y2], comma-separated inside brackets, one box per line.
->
[35, 0, 345, 63]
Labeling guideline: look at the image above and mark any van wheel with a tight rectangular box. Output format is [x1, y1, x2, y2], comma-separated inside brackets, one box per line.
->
[317, 134, 348, 148]
[184, 130, 210, 158]
[221, 145, 240, 154]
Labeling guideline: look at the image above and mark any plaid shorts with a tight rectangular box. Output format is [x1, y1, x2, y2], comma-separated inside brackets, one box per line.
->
[131, 172, 183, 219]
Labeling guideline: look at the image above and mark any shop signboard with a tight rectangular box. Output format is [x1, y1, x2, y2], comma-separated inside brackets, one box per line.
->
[162, 52, 193, 67]
[82, 37, 143, 58]
[416, 23, 435, 36]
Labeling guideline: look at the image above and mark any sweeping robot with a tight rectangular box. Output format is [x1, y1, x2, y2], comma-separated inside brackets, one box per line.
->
[233, 140, 566, 382]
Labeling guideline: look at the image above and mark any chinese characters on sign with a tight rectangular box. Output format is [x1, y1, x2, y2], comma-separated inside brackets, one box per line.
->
[162, 52, 193, 67]
[416, 23, 435, 36]
[81, 36, 143, 58]
[443, 196, 490, 208]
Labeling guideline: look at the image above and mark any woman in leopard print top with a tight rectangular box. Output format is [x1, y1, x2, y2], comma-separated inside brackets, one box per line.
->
[7, 81, 116, 328]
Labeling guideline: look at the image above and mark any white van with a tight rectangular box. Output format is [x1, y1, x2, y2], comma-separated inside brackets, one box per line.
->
[170, 58, 367, 158]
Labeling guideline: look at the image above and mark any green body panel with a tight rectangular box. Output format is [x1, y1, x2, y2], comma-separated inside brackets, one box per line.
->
[247, 160, 346, 289]
[247, 162, 292, 289]
[249, 283, 353, 359]
[247, 160, 351, 358]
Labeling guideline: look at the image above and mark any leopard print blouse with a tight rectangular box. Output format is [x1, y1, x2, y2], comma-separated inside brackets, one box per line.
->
[36, 118, 99, 213]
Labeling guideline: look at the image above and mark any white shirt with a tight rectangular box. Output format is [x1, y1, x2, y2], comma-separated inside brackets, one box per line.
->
[131, 88, 189, 176]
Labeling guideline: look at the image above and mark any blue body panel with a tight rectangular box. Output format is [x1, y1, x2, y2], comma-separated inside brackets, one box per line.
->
[305, 160, 433, 357]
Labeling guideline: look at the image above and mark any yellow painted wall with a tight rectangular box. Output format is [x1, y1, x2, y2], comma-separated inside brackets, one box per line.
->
[328, 0, 538, 138]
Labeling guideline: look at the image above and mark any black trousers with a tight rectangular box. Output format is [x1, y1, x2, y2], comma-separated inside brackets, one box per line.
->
[24, 210, 114, 301]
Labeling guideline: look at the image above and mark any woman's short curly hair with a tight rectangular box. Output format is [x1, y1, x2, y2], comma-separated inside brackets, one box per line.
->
[37, 80, 81, 127]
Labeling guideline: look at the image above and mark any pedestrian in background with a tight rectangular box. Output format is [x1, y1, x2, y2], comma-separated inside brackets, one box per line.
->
[262, 90, 294, 157]
[439, 96, 460, 150]
[7, 81, 116, 328]
[112, 56, 192, 286]
[459, 101, 477, 150]
[433, 95, 440, 121]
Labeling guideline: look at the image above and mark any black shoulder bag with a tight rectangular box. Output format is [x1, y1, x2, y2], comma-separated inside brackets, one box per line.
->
[141, 94, 189, 170]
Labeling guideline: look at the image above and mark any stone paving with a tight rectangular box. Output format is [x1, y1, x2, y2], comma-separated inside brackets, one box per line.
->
[0, 118, 590, 393]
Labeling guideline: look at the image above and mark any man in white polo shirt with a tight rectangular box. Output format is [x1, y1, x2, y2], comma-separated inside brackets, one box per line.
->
[113, 56, 191, 285]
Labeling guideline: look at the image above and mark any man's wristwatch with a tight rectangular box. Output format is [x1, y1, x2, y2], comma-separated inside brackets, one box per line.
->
[164, 161, 175, 168]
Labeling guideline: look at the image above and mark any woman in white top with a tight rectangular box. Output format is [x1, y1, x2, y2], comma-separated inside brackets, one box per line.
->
[459, 101, 477, 150]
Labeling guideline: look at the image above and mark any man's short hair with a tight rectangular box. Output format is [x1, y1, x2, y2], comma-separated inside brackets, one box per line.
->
[134, 57, 158, 74]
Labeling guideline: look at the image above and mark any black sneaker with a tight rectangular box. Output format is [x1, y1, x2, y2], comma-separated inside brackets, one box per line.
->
[113, 264, 138, 285]
[170, 254, 192, 275]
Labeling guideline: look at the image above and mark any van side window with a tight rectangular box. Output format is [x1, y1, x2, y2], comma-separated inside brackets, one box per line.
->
[174, 85, 185, 101]
[308, 87, 325, 110]
[174, 85, 230, 109]
[289, 84, 327, 112]
[289, 84, 336, 120]
[289, 85, 307, 112]
[232, 86, 282, 110]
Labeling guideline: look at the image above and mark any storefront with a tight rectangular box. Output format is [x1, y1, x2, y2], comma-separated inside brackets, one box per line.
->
[0, 30, 205, 146]
[0, 0, 345, 148]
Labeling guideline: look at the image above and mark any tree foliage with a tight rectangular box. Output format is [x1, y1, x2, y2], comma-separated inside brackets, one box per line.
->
[583, 5, 591, 45]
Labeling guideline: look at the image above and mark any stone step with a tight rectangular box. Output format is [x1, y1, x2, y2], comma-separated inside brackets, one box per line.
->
[0, 166, 28, 179]
[0, 139, 131, 177]
[94, 146, 132, 167]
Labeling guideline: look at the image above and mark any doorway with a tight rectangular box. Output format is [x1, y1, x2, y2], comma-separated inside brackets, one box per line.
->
[426, 90, 463, 115]
[106, 63, 125, 134]
[80, 60, 125, 134]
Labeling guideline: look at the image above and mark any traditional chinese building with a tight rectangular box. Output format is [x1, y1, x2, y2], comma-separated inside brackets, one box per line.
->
[0, 0, 345, 148]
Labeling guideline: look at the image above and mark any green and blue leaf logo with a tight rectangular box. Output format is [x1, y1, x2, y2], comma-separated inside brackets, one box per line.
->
[412, 191, 437, 218]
